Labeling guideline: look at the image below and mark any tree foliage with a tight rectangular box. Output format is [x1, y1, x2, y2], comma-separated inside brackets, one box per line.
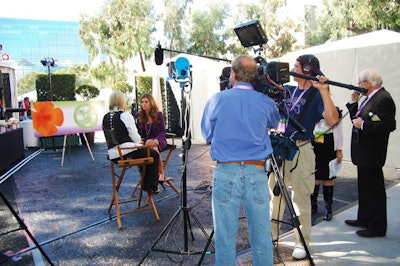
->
[186, 3, 230, 58]
[112, 81, 133, 95]
[161, 0, 193, 56]
[75, 84, 100, 101]
[17, 72, 39, 94]
[306, 0, 400, 46]
[78, 0, 156, 74]
[231, 0, 300, 59]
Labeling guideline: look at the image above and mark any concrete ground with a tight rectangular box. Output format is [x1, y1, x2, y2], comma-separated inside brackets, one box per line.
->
[0, 133, 399, 265]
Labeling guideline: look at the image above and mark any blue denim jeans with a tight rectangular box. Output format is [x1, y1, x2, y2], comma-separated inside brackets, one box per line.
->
[212, 163, 273, 266]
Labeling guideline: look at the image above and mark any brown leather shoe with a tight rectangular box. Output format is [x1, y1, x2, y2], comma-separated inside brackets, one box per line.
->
[356, 229, 385, 237]
[345, 219, 367, 227]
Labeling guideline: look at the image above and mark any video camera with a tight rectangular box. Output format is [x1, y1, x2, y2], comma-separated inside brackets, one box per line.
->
[232, 20, 290, 97]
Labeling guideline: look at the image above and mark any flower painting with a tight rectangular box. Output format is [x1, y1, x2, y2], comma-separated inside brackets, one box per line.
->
[32, 102, 64, 136]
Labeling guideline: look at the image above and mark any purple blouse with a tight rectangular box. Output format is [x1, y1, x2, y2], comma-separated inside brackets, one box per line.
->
[137, 112, 167, 151]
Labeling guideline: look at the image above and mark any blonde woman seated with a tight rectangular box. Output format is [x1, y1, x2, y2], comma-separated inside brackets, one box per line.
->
[103, 91, 160, 193]
[135, 94, 167, 183]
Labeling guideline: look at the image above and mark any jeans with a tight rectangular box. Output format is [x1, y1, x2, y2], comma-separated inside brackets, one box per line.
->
[212, 163, 273, 266]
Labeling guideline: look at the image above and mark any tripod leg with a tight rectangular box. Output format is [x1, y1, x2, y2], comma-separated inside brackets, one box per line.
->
[198, 229, 214, 266]
[138, 207, 182, 265]
[0, 189, 54, 266]
[270, 155, 315, 266]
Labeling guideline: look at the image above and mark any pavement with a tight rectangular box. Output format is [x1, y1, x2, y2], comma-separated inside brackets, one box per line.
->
[0, 132, 399, 265]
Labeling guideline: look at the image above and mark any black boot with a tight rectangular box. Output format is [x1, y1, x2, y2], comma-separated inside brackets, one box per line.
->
[323, 185, 334, 221]
[310, 184, 320, 214]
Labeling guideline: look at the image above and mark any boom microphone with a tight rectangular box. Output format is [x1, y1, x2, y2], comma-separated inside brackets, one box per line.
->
[289, 71, 368, 94]
[155, 42, 164, 65]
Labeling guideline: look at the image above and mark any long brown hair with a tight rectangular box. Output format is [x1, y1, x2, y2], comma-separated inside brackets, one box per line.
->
[137, 93, 160, 124]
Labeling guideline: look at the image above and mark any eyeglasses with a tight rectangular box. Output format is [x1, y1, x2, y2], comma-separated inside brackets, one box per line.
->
[358, 80, 367, 85]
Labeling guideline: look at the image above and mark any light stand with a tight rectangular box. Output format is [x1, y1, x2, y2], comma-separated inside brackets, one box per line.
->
[139, 59, 213, 265]
[40, 57, 57, 101]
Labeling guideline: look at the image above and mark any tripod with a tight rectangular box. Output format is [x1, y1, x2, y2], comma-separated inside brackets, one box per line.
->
[269, 153, 315, 266]
[0, 189, 54, 265]
[138, 70, 213, 265]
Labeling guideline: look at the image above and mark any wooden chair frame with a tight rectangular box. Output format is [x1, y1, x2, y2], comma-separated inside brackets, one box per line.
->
[159, 133, 180, 195]
[103, 127, 159, 229]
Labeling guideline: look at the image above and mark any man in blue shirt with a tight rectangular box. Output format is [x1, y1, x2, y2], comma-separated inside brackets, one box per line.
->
[201, 55, 279, 266]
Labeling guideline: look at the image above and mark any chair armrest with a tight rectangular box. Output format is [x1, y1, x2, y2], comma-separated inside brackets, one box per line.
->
[117, 157, 154, 167]
[166, 133, 176, 147]
[166, 133, 176, 138]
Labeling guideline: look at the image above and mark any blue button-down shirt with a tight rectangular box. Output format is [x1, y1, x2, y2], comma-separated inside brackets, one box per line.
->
[201, 82, 279, 162]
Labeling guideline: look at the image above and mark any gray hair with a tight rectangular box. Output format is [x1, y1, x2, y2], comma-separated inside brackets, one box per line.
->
[359, 69, 383, 87]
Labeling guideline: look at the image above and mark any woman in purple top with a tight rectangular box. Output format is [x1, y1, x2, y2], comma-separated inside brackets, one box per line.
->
[136, 94, 167, 181]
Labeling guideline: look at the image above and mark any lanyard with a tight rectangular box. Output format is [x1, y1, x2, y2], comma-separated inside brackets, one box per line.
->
[356, 86, 382, 116]
[290, 87, 310, 112]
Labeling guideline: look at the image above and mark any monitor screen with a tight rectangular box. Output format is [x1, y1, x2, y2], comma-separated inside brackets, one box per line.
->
[234, 20, 268, 48]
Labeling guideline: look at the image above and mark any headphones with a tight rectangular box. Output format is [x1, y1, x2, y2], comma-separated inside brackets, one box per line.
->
[301, 55, 315, 75]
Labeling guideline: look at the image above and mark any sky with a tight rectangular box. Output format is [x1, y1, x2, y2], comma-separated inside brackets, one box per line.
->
[0, 0, 107, 22]
[0, 0, 321, 22]
[0, 0, 249, 22]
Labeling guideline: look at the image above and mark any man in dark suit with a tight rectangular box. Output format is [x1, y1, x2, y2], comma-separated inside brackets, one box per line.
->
[345, 69, 396, 237]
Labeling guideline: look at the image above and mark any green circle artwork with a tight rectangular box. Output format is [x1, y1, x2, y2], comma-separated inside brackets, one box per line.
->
[73, 103, 98, 130]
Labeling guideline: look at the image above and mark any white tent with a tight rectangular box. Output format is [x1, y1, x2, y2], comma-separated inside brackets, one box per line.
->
[279, 30, 400, 168]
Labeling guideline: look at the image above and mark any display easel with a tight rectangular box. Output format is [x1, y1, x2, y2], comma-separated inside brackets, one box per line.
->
[61, 133, 94, 167]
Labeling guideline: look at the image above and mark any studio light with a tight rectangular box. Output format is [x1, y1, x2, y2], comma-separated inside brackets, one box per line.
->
[41, 57, 57, 101]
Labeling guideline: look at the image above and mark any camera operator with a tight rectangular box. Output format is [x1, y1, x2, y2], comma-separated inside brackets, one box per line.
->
[269, 54, 338, 260]
[201, 55, 279, 266]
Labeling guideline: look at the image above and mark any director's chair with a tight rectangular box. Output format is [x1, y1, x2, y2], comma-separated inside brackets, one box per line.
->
[130, 133, 180, 197]
[159, 133, 180, 195]
[103, 127, 159, 229]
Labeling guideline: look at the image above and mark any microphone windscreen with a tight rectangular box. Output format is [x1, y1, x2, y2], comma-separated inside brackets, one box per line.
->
[155, 47, 164, 65]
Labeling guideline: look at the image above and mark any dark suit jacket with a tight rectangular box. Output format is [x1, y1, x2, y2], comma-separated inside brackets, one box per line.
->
[346, 88, 396, 167]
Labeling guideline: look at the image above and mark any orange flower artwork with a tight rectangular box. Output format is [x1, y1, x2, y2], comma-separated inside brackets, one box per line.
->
[32, 102, 64, 136]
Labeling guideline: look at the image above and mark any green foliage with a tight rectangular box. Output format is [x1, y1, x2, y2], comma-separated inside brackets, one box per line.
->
[79, 0, 156, 72]
[135, 76, 152, 101]
[36, 73, 76, 101]
[66, 64, 92, 88]
[186, 3, 230, 58]
[306, 0, 400, 46]
[76, 84, 100, 101]
[17, 72, 38, 95]
[112, 81, 133, 95]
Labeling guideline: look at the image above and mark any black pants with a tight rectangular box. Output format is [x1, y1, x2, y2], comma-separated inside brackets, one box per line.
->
[357, 166, 387, 234]
[114, 148, 160, 191]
